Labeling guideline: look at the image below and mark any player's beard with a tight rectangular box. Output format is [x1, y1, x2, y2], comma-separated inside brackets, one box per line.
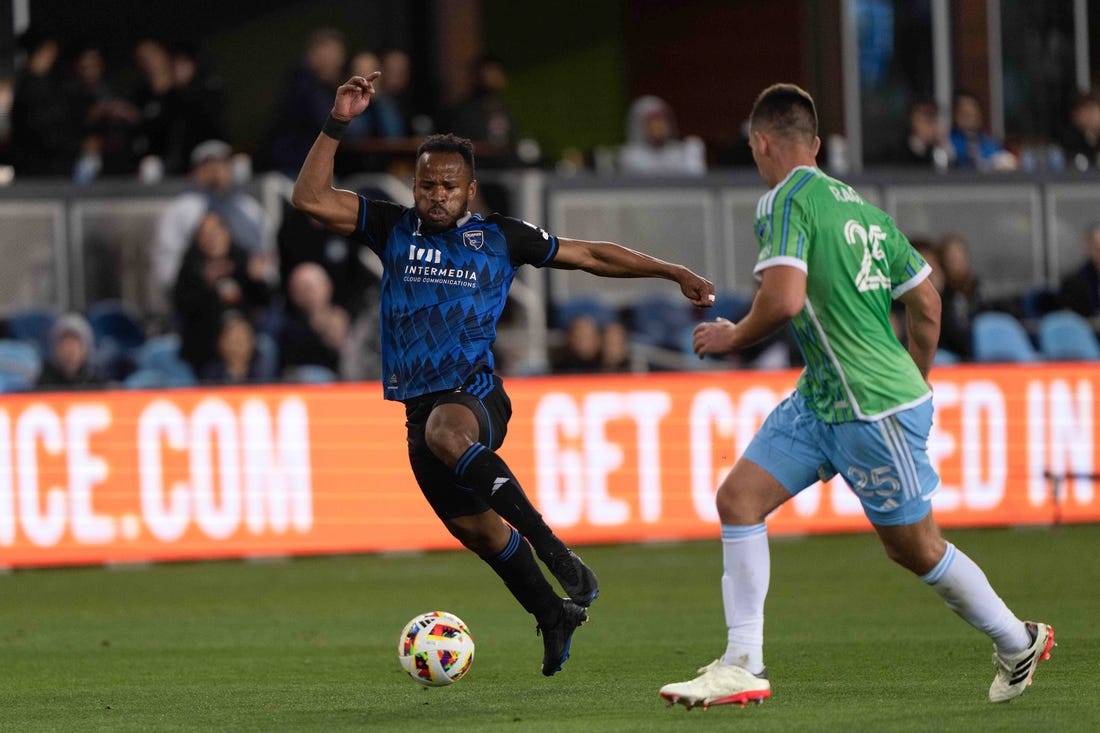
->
[421, 197, 468, 234]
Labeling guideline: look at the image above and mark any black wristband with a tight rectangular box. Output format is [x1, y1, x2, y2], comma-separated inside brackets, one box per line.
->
[322, 114, 350, 140]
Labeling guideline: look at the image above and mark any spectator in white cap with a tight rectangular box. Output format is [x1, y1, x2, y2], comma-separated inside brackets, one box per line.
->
[149, 139, 268, 312]
[37, 313, 103, 390]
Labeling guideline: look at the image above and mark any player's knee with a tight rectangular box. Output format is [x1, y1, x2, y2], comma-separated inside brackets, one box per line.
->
[425, 422, 472, 468]
[882, 536, 944, 575]
[715, 484, 761, 524]
[425, 406, 478, 467]
[444, 515, 506, 555]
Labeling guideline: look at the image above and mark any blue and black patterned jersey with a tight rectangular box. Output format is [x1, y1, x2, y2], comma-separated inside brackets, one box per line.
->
[349, 195, 559, 401]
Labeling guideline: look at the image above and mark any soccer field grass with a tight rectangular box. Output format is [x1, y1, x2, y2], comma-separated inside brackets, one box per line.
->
[2, 525, 1097, 732]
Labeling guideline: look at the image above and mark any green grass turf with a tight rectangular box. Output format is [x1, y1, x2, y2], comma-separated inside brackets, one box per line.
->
[1, 525, 1097, 732]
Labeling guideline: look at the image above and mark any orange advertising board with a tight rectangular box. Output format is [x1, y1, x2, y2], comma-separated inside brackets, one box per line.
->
[1, 364, 1098, 568]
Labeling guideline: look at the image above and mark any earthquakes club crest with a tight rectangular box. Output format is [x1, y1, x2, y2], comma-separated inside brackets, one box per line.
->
[462, 230, 485, 250]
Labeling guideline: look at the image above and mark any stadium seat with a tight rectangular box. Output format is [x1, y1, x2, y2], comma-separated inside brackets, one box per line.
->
[123, 367, 197, 390]
[629, 293, 695, 350]
[87, 299, 146, 351]
[133, 334, 197, 386]
[710, 293, 753, 323]
[86, 299, 147, 381]
[0, 339, 43, 391]
[933, 349, 961, 366]
[552, 298, 614, 329]
[135, 334, 183, 371]
[6, 307, 58, 358]
[123, 369, 169, 390]
[971, 312, 1039, 363]
[283, 364, 338, 384]
[1037, 310, 1100, 361]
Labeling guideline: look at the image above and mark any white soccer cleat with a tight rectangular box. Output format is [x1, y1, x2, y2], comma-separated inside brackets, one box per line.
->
[659, 659, 771, 710]
[989, 621, 1055, 703]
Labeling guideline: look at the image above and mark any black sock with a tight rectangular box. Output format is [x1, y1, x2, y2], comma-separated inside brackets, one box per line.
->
[455, 444, 567, 560]
[481, 527, 563, 627]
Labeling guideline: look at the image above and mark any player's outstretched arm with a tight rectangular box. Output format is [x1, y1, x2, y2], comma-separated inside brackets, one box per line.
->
[898, 278, 941, 382]
[291, 73, 381, 236]
[693, 265, 805, 356]
[550, 238, 715, 307]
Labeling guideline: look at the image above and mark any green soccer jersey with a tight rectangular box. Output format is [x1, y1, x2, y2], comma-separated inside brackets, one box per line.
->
[753, 166, 932, 423]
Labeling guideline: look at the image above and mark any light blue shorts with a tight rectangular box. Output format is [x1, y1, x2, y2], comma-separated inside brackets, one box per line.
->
[743, 391, 939, 526]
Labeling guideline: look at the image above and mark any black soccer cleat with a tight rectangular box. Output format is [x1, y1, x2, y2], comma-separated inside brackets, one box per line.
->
[538, 599, 588, 676]
[545, 550, 599, 607]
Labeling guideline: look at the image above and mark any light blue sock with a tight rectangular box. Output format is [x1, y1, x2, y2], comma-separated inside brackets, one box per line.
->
[922, 542, 1030, 654]
[720, 523, 769, 674]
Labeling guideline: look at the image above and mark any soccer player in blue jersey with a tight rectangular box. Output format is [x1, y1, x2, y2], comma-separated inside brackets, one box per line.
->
[292, 73, 715, 676]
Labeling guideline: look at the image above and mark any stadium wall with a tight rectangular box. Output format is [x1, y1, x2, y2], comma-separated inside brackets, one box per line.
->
[1, 364, 1098, 568]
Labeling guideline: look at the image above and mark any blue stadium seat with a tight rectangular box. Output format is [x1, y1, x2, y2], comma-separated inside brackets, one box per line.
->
[123, 367, 197, 390]
[6, 308, 58, 358]
[553, 298, 614, 329]
[971, 312, 1039, 363]
[133, 334, 197, 386]
[123, 369, 170, 390]
[86, 299, 147, 381]
[933, 349, 961, 366]
[0, 339, 43, 391]
[87, 299, 146, 351]
[1037, 310, 1100, 361]
[135, 334, 183, 371]
[284, 364, 338, 384]
[710, 293, 753, 323]
[629, 293, 695, 350]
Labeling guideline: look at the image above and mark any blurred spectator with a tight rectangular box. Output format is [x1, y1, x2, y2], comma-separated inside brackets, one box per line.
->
[130, 38, 180, 175]
[168, 42, 230, 174]
[200, 310, 265, 384]
[716, 119, 755, 168]
[151, 139, 267, 302]
[10, 29, 73, 177]
[949, 91, 1015, 171]
[1057, 92, 1100, 172]
[1059, 222, 1100, 318]
[551, 307, 632, 374]
[600, 321, 632, 372]
[346, 51, 404, 138]
[0, 73, 13, 159]
[63, 42, 140, 182]
[172, 211, 272, 374]
[619, 95, 706, 176]
[261, 28, 348, 176]
[448, 55, 516, 146]
[276, 197, 376, 316]
[380, 48, 425, 134]
[279, 262, 348, 376]
[339, 50, 405, 173]
[937, 233, 984, 358]
[36, 313, 103, 390]
[553, 312, 603, 373]
[886, 98, 953, 169]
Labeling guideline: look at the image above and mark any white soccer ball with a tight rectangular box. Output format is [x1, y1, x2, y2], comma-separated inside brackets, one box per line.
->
[397, 611, 475, 687]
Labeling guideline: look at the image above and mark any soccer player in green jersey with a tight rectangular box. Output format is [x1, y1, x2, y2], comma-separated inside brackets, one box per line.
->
[659, 84, 1053, 709]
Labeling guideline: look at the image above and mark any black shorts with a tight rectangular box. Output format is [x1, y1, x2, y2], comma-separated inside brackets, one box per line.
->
[404, 371, 513, 520]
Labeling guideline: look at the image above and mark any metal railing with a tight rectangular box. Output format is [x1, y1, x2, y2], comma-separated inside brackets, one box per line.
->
[1, 168, 1098, 375]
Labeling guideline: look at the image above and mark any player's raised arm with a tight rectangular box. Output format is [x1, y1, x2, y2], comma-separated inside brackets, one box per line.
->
[290, 73, 381, 236]
[549, 237, 715, 307]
